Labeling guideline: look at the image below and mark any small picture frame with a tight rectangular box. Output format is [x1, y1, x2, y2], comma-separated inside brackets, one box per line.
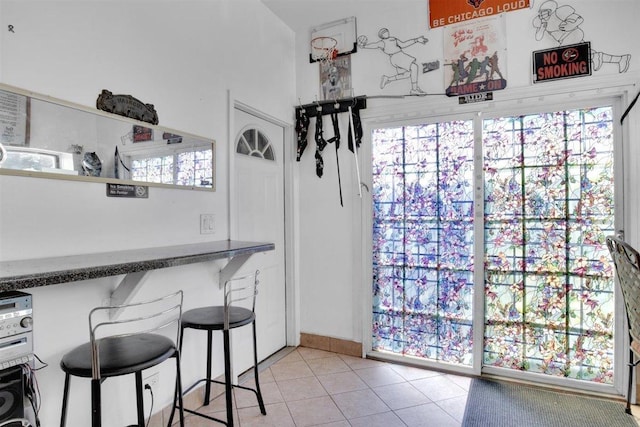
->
[133, 125, 153, 142]
[319, 55, 352, 101]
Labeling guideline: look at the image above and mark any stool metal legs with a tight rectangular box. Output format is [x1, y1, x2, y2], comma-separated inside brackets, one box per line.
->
[223, 330, 234, 425]
[135, 372, 145, 426]
[169, 320, 266, 427]
[60, 355, 184, 427]
[90, 379, 101, 427]
[205, 330, 213, 405]
[250, 322, 266, 415]
[173, 355, 186, 427]
[60, 374, 70, 426]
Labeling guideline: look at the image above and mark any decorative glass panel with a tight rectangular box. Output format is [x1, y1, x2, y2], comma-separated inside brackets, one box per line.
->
[482, 107, 615, 383]
[372, 121, 475, 366]
[237, 129, 275, 161]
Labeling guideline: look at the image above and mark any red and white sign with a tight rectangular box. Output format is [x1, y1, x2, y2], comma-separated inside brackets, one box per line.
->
[430, 0, 531, 28]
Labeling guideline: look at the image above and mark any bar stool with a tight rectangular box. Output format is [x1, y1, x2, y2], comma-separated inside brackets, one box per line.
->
[59, 291, 185, 427]
[169, 270, 266, 426]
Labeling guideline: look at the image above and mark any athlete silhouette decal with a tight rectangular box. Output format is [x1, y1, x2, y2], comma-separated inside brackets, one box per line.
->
[357, 28, 437, 95]
[532, 0, 630, 73]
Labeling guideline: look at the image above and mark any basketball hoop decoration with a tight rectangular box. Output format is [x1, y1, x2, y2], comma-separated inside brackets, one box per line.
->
[298, 17, 365, 206]
[311, 36, 339, 65]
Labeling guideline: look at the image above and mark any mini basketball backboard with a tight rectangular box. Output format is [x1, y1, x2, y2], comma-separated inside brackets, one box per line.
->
[310, 16, 357, 63]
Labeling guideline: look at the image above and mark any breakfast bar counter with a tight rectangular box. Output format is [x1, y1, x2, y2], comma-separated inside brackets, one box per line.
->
[0, 240, 275, 304]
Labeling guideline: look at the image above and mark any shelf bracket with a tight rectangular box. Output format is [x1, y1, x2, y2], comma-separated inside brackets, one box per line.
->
[219, 253, 252, 289]
[107, 252, 255, 318]
[108, 271, 150, 318]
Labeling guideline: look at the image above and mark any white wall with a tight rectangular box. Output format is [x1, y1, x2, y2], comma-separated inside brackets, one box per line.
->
[0, 1, 294, 425]
[292, 1, 640, 345]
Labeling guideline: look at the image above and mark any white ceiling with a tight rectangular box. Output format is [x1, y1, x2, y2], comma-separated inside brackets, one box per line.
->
[260, 0, 386, 33]
[261, 0, 633, 34]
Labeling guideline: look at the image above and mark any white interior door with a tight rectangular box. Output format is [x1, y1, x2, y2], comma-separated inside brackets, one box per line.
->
[232, 107, 287, 365]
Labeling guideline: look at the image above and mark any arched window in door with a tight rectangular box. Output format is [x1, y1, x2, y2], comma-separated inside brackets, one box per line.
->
[236, 128, 275, 161]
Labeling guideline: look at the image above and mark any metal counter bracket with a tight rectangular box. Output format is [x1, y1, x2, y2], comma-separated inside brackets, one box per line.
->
[219, 253, 252, 289]
[109, 271, 151, 318]
[108, 252, 254, 317]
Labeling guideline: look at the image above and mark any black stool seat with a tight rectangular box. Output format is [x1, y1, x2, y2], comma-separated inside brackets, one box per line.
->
[59, 291, 185, 427]
[61, 334, 176, 378]
[182, 306, 254, 331]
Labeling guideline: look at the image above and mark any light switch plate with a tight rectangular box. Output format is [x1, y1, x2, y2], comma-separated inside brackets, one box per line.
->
[200, 214, 215, 234]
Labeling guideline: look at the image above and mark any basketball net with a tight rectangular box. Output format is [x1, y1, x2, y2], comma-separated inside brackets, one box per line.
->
[311, 36, 338, 66]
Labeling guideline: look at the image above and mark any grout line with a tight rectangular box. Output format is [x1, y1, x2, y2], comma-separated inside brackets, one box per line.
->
[238, 345, 297, 383]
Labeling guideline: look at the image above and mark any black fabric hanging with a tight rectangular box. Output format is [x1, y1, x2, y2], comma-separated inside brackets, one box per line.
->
[295, 108, 310, 161]
[314, 108, 327, 177]
[347, 107, 363, 153]
[327, 112, 343, 207]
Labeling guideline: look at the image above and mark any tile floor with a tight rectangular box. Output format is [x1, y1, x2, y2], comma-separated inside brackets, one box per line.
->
[171, 346, 471, 426]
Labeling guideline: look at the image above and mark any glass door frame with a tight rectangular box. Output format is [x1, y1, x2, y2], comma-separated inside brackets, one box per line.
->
[360, 93, 628, 398]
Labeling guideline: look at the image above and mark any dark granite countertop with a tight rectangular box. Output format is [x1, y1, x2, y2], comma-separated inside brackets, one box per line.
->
[0, 240, 275, 291]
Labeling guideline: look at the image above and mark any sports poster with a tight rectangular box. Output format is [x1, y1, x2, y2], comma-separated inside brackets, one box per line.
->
[444, 15, 507, 97]
[430, 0, 530, 28]
[319, 56, 352, 101]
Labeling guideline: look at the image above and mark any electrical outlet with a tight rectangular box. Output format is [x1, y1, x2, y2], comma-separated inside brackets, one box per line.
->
[200, 214, 216, 234]
[144, 372, 159, 390]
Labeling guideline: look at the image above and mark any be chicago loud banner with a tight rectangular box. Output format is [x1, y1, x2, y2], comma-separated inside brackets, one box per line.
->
[430, 0, 530, 28]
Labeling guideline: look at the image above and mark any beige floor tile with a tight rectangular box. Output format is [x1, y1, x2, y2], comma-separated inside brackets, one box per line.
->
[254, 367, 275, 383]
[194, 392, 231, 416]
[331, 388, 390, 419]
[373, 381, 432, 410]
[348, 411, 407, 427]
[237, 402, 295, 426]
[234, 380, 284, 408]
[270, 359, 314, 381]
[273, 349, 304, 364]
[316, 370, 369, 395]
[179, 409, 237, 427]
[446, 373, 472, 391]
[389, 363, 442, 381]
[306, 355, 351, 376]
[339, 354, 387, 370]
[286, 395, 346, 426]
[313, 422, 351, 427]
[395, 402, 461, 427]
[171, 347, 471, 426]
[436, 394, 469, 423]
[410, 374, 467, 402]
[298, 346, 337, 360]
[181, 414, 212, 427]
[353, 365, 406, 388]
[276, 375, 328, 401]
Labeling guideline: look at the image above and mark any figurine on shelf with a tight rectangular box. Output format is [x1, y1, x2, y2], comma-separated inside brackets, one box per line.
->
[81, 152, 102, 177]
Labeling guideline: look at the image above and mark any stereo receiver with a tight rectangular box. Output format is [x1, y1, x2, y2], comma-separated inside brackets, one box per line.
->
[0, 291, 32, 367]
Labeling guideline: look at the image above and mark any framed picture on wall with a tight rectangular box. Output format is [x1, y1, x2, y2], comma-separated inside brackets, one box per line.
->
[319, 55, 352, 101]
[133, 125, 153, 142]
[0, 89, 30, 147]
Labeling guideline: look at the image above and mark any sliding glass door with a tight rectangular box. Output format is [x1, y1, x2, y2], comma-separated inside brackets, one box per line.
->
[371, 103, 618, 387]
[371, 121, 475, 366]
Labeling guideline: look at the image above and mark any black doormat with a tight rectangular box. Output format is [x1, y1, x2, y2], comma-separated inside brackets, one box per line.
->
[462, 378, 638, 427]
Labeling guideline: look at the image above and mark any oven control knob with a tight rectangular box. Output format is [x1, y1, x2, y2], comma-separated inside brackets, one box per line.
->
[20, 317, 33, 328]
